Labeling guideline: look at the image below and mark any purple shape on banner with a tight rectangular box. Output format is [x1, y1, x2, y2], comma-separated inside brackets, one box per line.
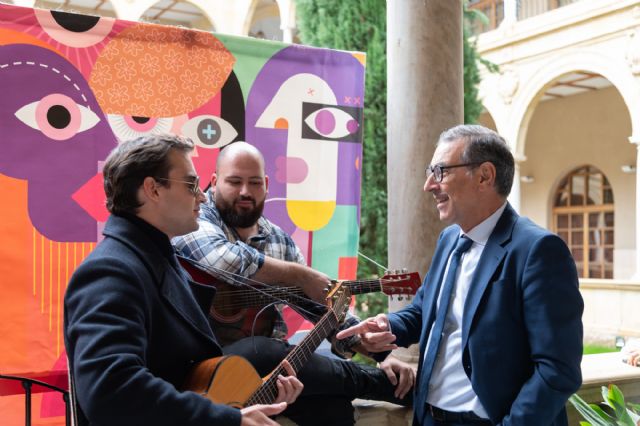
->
[315, 110, 335, 135]
[0, 44, 116, 242]
[346, 119, 359, 135]
[246, 45, 364, 234]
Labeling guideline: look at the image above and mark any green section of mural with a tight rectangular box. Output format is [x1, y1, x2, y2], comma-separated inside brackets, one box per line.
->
[311, 205, 359, 278]
[216, 33, 285, 104]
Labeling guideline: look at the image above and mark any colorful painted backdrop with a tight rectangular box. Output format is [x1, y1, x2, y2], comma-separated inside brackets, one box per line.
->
[0, 3, 365, 424]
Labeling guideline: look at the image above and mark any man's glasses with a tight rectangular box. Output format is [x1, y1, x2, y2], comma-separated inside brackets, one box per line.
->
[425, 163, 480, 183]
[155, 176, 201, 196]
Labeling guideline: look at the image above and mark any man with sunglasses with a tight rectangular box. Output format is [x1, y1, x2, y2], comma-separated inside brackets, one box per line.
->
[338, 125, 584, 426]
[64, 134, 303, 426]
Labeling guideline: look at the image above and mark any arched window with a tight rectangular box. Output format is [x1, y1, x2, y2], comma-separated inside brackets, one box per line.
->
[553, 165, 614, 278]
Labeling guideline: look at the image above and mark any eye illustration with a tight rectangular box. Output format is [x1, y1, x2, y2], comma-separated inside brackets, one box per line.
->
[181, 115, 238, 149]
[15, 94, 101, 141]
[304, 107, 359, 139]
[107, 115, 174, 141]
[34, 8, 115, 49]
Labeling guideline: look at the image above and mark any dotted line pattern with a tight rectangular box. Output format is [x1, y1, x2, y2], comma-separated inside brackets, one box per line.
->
[0, 60, 90, 105]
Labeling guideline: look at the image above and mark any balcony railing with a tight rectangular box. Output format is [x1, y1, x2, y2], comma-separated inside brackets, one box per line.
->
[468, 0, 582, 35]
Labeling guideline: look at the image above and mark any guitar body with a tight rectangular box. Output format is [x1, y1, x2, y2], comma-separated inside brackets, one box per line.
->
[183, 355, 263, 408]
[178, 257, 275, 344]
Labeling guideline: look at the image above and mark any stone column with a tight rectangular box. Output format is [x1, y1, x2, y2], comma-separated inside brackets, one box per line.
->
[508, 155, 525, 213]
[632, 138, 640, 279]
[387, 1, 463, 362]
[281, 24, 295, 43]
[501, 0, 518, 26]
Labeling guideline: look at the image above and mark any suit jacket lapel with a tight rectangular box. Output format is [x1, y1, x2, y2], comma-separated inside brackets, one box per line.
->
[461, 204, 517, 349]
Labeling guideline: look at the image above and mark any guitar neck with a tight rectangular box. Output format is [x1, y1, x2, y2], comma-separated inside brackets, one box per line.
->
[246, 294, 346, 406]
[218, 279, 381, 309]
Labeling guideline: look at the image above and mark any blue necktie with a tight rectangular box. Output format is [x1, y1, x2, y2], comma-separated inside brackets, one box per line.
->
[419, 235, 473, 400]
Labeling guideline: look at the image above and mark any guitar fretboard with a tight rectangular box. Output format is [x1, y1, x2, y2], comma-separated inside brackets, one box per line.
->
[246, 291, 348, 406]
[215, 279, 384, 310]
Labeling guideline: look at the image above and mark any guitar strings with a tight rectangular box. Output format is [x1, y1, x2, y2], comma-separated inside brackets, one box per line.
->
[211, 278, 415, 310]
[179, 255, 329, 319]
[247, 291, 348, 405]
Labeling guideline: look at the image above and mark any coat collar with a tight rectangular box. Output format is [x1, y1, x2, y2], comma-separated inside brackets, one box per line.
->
[103, 215, 217, 344]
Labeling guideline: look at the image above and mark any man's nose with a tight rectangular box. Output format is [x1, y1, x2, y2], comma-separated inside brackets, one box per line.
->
[196, 190, 206, 204]
[424, 173, 437, 192]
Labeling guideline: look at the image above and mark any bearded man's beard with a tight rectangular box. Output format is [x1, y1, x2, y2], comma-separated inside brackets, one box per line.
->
[216, 194, 265, 229]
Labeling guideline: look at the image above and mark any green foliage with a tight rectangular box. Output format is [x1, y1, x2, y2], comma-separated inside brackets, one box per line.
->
[296, 2, 492, 319]
[569, 384, 640, 425]
[583, 344, 618, 355]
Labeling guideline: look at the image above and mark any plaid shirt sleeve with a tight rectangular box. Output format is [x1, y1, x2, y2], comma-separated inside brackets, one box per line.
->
[172, 194, 265, 280]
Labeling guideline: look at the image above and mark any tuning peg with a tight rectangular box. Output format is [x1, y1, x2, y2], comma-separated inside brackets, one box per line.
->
[401, 268, 408, 273]
[398, 296, 404, 301]
[384, 269, 390, 276]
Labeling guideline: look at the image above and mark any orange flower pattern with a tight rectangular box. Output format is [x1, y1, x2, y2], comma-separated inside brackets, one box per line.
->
[90, 24, 235, 117]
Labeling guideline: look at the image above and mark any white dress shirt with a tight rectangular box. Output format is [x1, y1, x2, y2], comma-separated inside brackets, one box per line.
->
[425, 202, 507, 416]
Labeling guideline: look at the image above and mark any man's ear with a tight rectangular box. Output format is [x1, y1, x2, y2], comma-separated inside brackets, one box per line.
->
[211, 173, 218, 192]
[141, 176, 161, 203]
[264, 174, 269, 193]
[478, 162, 496, 189]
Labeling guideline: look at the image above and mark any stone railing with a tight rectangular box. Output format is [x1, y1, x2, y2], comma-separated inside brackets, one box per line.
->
[581, 278, 640, 344]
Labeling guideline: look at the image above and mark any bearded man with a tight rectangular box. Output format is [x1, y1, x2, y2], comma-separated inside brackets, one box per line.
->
[173, 141, 415, 426]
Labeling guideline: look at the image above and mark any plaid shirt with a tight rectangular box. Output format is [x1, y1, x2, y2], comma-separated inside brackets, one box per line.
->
[173, 189, 360, 357]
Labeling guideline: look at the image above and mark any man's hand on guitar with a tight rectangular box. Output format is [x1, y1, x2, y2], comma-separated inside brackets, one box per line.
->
[240, 402, 287, 426]
[379, 356, 416, 399]
[274, 360, 303, 404]
[335, 314, 398, 353]
[239, 360, 302, 425]
[296, 265, 332, 304]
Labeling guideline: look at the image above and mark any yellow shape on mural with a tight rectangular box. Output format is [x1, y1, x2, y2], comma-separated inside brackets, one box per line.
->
[287, 200, 336, 231]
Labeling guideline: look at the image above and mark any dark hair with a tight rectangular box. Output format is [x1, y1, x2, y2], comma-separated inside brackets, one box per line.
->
[103, 134, 194, 215]
[438, 124, 515, 197]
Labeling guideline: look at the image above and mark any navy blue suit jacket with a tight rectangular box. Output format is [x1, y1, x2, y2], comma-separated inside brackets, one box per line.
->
[64, 215, 241, 426]
[388, 204, 583, 425]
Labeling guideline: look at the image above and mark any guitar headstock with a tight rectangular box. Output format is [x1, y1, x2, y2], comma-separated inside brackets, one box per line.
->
[327, 284, 350, 323]
[380, 270, 421, 297]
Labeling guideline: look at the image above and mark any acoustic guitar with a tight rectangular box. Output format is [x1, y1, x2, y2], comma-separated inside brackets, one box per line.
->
[182, 284, 351, 407]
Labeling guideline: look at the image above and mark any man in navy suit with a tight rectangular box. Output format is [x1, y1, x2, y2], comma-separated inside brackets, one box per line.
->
[338, 125, 583, 425]
[64, 134, 302, 426]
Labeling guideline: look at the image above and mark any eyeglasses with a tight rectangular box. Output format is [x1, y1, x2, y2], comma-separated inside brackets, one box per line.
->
[425, 163, 480, 183]
[155, 176, 201, 196]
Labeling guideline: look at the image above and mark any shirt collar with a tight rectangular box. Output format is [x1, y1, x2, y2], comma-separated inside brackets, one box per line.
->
[461, 201, 508, 245]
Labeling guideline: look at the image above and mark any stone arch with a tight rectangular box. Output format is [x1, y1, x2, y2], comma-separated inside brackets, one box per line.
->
[243, 0, 284, 40]
[111, 0, 219, 31]
[510, 50, 639, 161]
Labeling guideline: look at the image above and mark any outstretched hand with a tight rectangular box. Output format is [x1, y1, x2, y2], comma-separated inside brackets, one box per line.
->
[335, 314, 398, 353]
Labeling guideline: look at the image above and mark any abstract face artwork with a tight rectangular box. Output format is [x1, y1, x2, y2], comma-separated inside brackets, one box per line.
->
[0, 4, 365, 423]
